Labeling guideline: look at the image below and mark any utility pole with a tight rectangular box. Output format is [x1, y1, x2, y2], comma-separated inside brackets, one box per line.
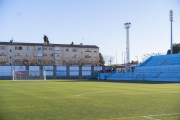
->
[124, 52, 126, 72]
[170, 10, 173, 54]
[122, 52, 123, 64]
[116, 51, 117, 64]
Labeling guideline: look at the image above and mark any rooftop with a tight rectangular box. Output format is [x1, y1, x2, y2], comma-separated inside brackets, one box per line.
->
[0, 41, 99, 48]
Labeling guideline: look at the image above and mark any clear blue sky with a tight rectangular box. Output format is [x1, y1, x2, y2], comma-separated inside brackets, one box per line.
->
[0, 0, 180, 64]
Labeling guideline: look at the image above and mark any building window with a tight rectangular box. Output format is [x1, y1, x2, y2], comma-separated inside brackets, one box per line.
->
[72, 55, 78, 58]
[26, 54, 29, 57]
[38, 46, 42, 50]
[43, 54, 47, 56]
[0, 53, 6, 56]
[66, 55, 69, 58]
[15, 46, 22, 50]
[85, 55, 91, 58]
[49, 54, 53, 57]
[85, 49, 91, 52]
[15, 53, 22, 57]
[10, 56, 11, 59]
[43, 47, 47, 50]
[0, 46, 7, 50]
[72, 48, 78, 52]
[15, 60, 22, 63]
[38, 53, 42, 56]
[10, 49, 11, 52]
[49, 47, 53, 50]
[55, 46, 59, 51]
[95, 55, 97, 58]
[26, 47, 29, 50]
[94, 49, 97, 52]
[55, 54, 59, 57]
[66, 48, 69, 51]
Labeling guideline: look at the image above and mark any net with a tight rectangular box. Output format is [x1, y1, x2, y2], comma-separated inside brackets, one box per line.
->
[13, 70, 46, 82]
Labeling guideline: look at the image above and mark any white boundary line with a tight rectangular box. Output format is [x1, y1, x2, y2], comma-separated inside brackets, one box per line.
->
[141, 116, 161, 120]
[99, 113, 180, 120]
[141, 113, 180, 120]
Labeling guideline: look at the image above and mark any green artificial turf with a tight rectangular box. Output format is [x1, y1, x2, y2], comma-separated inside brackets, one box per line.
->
[0, 79, 180, 120]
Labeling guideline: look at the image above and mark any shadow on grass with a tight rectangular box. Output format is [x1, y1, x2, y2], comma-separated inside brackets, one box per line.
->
[51, 79, 88, 82]
[52, 79, 180, 84]
[88, 79, 180, 84]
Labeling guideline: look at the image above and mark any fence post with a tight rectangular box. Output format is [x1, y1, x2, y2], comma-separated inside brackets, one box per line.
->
[67, 65, 69, 79]
[54, 65, 56, 79]
[79, 65, 82, 79]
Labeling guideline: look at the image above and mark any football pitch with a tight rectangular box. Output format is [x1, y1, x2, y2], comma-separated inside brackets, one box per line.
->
[0, 79, 180, 120]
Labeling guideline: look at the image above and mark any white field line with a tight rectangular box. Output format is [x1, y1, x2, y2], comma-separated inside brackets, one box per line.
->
[141, 113, 180, 120]
[99, 113, 180, 120]
[147, 113, 180, 116]
[141, 116, 161, 120]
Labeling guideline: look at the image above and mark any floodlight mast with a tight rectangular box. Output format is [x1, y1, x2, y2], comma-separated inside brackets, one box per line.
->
[170, 10, 173, 54]
[124, 22, 131, 72]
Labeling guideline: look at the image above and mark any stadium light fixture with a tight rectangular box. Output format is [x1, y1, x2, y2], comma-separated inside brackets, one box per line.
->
[124, 23, 131, 29]
[170, 10, 173, 21]
[124, 22, 131, 72]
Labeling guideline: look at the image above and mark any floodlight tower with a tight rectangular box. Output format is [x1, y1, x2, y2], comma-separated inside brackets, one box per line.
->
[170, 10, 173, 54]
[124, 22, 131, 71]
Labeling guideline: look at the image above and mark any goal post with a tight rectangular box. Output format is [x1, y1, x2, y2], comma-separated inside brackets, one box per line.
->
[44, 70, 46, 81]
[13, 70, 47, 82]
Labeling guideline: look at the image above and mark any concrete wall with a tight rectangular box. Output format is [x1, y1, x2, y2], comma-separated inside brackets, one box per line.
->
[0, 65, 105, 80]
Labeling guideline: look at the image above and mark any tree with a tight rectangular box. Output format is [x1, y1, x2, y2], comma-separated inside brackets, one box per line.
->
[99, 53, 105, 66]
[43, 35, 49, 44]
[141, 53, 165, 62]
[103, 55, 115, 66]
[91, 56, 99, 66]
[78, 55, 85, 66]
[71, 42, 74, 45]
[167, 43, 180, 54]
[23, 56, 55, 66]
[0, 55, 9, 65]
[55, 56, 63, 65]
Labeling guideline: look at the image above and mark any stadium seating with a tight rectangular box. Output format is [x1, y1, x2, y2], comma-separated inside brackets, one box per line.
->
[105, 54, 180, 82]
[107, 73, 124, 80]
[99, 73, 112, 80]
[119, 72, 133, 80]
